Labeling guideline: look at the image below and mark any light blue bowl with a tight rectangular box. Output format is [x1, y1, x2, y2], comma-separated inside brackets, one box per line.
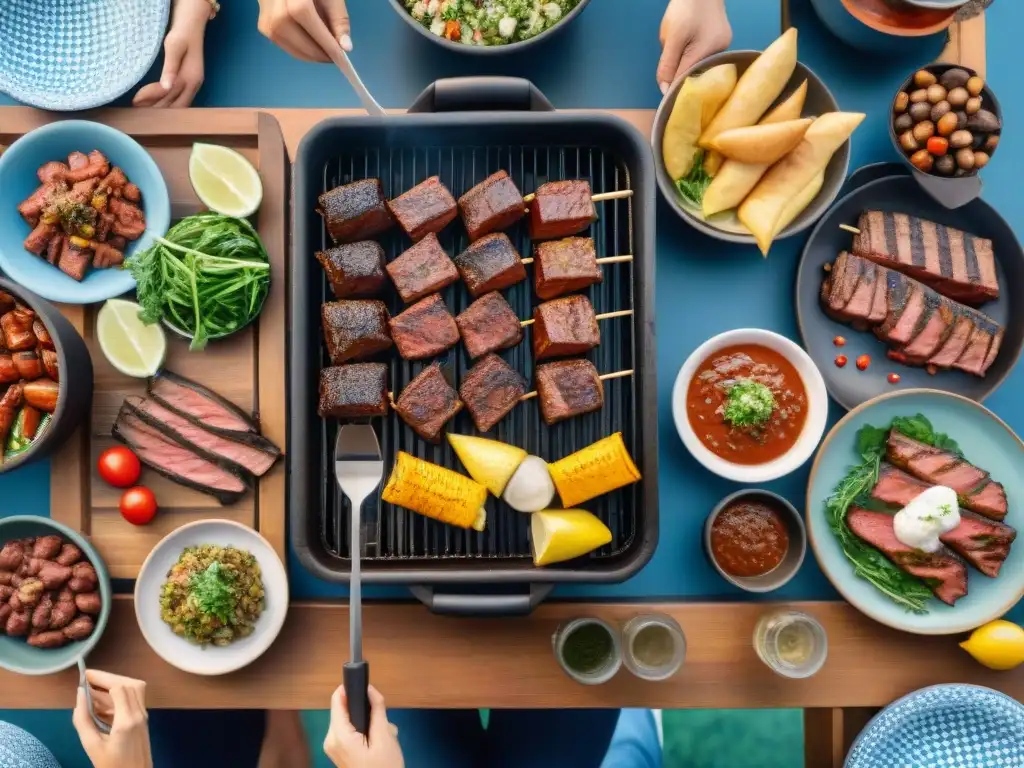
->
[846, 684, 1024, 768]
[0, 120, 170, 305]
[806, 389, 1024, 635]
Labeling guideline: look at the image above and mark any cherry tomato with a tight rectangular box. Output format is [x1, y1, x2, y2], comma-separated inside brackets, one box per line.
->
[833, 335, 847, 347]
[97, 446, 141, 488]
[835, 355, 848, 368]
[856, 354, 871, 371]
[888, 373, 902, 385]
[120, 486, 157, 526]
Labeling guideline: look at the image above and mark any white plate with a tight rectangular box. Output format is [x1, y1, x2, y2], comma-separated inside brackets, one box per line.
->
[134, 519, 289, 676]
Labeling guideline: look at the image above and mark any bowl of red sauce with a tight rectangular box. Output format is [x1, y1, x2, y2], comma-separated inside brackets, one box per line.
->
[672, 329, 829, 483]
[704, 489, 807, 593]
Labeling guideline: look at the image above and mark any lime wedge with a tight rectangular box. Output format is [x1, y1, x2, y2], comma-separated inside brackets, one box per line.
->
[531, 509, 613, 567]
[189, 142, 263, 218]
[96, 299, 167, 378]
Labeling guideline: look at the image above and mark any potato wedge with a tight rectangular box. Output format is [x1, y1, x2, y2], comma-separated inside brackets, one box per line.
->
[708, 118, 813, 164]
[700, 28, 799, 147]
[662, 64, 738, 180]
[773, 170, 825, 237]
[739, 111, 866, 256]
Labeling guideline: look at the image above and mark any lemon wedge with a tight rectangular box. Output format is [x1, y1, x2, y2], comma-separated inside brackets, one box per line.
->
[96, 299, 166, 378]
[447, 434, 526, 497]
[188, 143, 263, 218]
[960, 620, 1024, 671]
[531, 509, 612, 567]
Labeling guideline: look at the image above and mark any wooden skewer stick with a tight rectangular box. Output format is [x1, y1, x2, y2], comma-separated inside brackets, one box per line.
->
[521, 189, 634, 204]
[839, 223, 862, 234]
[521, 254, 633, 266]
[518, 369, 635, 401]
[520, 309, 633, 327]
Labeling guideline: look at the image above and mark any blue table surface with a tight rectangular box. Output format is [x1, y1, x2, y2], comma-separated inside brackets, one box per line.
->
[0, 0, 1020, 622]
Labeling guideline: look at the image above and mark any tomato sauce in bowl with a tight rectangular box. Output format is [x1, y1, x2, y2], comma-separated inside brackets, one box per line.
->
[710, 498, 790, 578]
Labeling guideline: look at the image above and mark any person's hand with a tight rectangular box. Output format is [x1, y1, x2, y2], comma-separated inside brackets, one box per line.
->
[258, 0, 352, 62]
[133, 0, 210, 108]
[324, 684, 404, 768]
[658, 0, 733, 94]
[72, 670, 153, 768]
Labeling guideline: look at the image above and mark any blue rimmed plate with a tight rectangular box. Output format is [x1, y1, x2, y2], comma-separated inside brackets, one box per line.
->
[806, 388, 1024, 635]
[846, 684, 1024, 768]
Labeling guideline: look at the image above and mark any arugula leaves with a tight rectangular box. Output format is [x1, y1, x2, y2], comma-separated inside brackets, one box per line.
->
[674, 150, 713, 208]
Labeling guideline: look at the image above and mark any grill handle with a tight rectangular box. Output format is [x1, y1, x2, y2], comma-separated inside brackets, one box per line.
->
[409, 584, 554, 616]
[408, 77, 554, 114]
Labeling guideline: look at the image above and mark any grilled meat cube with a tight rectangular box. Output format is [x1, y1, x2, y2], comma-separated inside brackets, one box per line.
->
[456, 292, 523, 359]
[453, 233, 527, 298]
[44, 235, 64, 265]
[321, 300, 393, 364]
[38, 162, 68, 184]
[533, 237, 602, 300]
[32, 320, 53, 350]
[107, 197, 146, 241]
[535, 359, 604, 425]
[13, 351, 43, 380]
[458, 353, 527, 432]
[532, 295, 600, 360]
[18, 183, 63, 227]
[64, 150, 109, 184]
[69, 178, 100, 207]
[528, 180, 597, 241]
[123, 184, 141, 203]
[57, 239, 91, 281]
[0, 383, 24, 450]
[387, 176, 458, 241]
[23, 378, 58, 413]
[149, 370, 259, 435]
[91, 242, 125, 269]
[394, 362, 463, 441]
[0, 356, 18, 384]
[97, 167, 127, 196]
[24, 222, 56, 256]
[0, 293, 14, 316]
[852, 211, 998, 305]
[385, 233, 459, 303]
[1, 309, 37, 351]
[318, 178, 394, 243]
[41, 349, 58, 382]
[846, 507, 968, 606]
[95, 211, 114, 241]
[318, 363, 389, 419]
[316, 241, 387, 298]
[389, 293, 459, 361]
[458, 171, 527, 241]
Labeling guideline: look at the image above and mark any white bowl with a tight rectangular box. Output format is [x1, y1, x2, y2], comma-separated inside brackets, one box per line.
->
[134, 519, 289, 676]
[671, 329, 829, 483]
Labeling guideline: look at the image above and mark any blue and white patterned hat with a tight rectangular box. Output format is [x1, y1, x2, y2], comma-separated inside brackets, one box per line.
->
[846, 684, 1024, 768]
[0, 0, 170, 111]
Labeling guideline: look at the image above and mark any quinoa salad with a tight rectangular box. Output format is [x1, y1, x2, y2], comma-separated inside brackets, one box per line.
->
[404, 0, 583, 46]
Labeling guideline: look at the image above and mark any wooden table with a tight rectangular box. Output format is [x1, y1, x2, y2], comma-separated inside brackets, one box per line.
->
[0, 12, 1004, 768]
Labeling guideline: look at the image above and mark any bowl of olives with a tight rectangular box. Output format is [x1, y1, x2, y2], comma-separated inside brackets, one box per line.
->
[890, 64, 1002, 208]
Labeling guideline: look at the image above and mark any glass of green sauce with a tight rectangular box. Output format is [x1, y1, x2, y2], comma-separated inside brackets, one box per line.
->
[622, 614, 686, 681]
[553, 618, 622, 685]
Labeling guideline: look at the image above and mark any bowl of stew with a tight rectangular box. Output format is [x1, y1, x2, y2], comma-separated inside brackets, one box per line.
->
[671, 328, 829, 483]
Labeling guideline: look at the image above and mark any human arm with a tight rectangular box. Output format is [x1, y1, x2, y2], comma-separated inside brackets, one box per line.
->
[72, 670, 153, 768]
[133, 0, 212, 108]
[658, 0, 733, 94]
[323, 684, 404, 768]
[258, 0, 353, 61]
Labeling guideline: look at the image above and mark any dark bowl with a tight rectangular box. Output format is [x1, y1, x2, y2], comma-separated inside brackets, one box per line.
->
[387, 0, 591, 54]
[0, 277, 93, 473]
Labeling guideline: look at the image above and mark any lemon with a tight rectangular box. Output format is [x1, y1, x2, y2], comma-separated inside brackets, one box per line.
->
[96, 299, 167, 378]
[531, 509, 612, 567]
[188, 142, 263, 218]
[960, 620, 1024, 671]
[447, 434, 526, 497]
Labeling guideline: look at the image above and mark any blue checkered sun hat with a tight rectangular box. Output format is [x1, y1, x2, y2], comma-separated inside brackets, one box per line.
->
[0, 0, 170, 111]
[846, 684, 1024, 768]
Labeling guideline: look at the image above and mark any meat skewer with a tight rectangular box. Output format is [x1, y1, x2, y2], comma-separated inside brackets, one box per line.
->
[520, 369, 633, 401]
[519, 308, 632, 327]
[522, 189, 634, 204]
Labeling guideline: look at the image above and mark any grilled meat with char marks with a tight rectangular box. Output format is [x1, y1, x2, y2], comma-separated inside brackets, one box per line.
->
[394, 363, 463, 442]
[533, 237, 602, 300]
[453, 233, 527, 298]
[57, 239, 91, 282]
[535, 359, 604, 425]
[456, 292, 523, 360]
[532, 295, 600, 361]
[148, 370, 259, 436]
[388, 294, 460, 361]
[458, 353, 527, 432]
[1, 309, 36, 352]
[385, 233, 459, 304]
[318, 363, 389, 419]
[528, 180, 597, 241]
[458, 171, 527, 242]
[321, 300, 393, 364]
[318, 178, 394, 243]
[24, 222, 56, 256]
[63, 150, 109, 184]
[316, 241, 387, 299]
[387, 176, 458, 242]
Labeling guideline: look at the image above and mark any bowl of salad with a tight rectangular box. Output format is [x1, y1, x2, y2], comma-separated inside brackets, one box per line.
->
[390, 0, 591, 53]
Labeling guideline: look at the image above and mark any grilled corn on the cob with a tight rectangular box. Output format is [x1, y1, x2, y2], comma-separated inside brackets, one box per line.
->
[548, 433, 641, 508]
[382, 451, 488, 531]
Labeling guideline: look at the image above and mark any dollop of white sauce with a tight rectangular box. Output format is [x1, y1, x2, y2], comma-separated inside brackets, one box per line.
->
[893, 485, 961, 553]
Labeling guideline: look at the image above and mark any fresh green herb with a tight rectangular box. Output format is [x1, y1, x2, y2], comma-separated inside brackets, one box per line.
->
[938, 503, 954, 516]
[674, 150, 713, 207]
[890, 414, 961, 455]
[724, 380, 776, 428]
[189, 560, 237, 625]
[125, 212, 270, 351]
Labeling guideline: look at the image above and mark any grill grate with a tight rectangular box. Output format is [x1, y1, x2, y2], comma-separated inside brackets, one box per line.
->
[316, 143, 639, 565]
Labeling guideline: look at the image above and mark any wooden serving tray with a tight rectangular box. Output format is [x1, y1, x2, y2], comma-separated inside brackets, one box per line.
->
[0, 110, 288, 578]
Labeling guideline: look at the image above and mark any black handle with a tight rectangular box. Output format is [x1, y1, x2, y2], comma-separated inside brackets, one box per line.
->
[409, 584, 553, 616]
[343, 661, 370, 737]
[408, 77, 554, 114]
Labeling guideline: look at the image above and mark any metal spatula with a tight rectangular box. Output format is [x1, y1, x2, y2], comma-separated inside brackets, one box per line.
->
[334, 424, 384, 737]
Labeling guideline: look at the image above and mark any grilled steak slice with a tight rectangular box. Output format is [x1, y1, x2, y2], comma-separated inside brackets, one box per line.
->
[389, 294, 459, 361]
[457, 171, 526, 242]
[929, 312, 975, 369]
[940, 513, 1016, 578]
[111, 404, 248, 504]
[952, 316, 1003, 377]
[533, 237, 602, 300]
[872, 462, 932, 508]
[886, 430, 1007, 520]
[386, 176, 458, 242]
[318, 364, 389, 419]
[458, 353, 527, 432]
[852, 211, 999, 305]
[316, 241, 387, 299]
[528, 180, 596, 241]
[394, 362, 462, 442]
[535, 359, 604, 425]
[456, 292, 523, 360]
[322, 300, 393, 364]
[453, 233, 527, 298]
[124, 396, 279, 477]
[901, 293, 955, 363]
[148, 370, 259, 436]
[846, 507, 968, 606]
[385, 233, 459, 304]
[317, 178, 394, 243]
[57, 239, 90, 281]
[532, 295, 600, 361]
[24, 222, 56, 256]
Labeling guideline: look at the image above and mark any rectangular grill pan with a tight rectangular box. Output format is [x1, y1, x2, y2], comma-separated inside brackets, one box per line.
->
[289, 78, 658, 614]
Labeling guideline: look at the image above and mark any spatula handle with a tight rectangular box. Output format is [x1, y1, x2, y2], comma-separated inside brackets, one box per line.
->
[344, 660, 370, 737]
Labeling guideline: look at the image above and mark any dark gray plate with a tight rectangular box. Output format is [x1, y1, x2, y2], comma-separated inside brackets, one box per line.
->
[795, 170, 1024, 411]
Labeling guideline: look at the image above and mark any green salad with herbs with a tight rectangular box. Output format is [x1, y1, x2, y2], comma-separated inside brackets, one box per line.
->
[404, 0, 581, 46]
